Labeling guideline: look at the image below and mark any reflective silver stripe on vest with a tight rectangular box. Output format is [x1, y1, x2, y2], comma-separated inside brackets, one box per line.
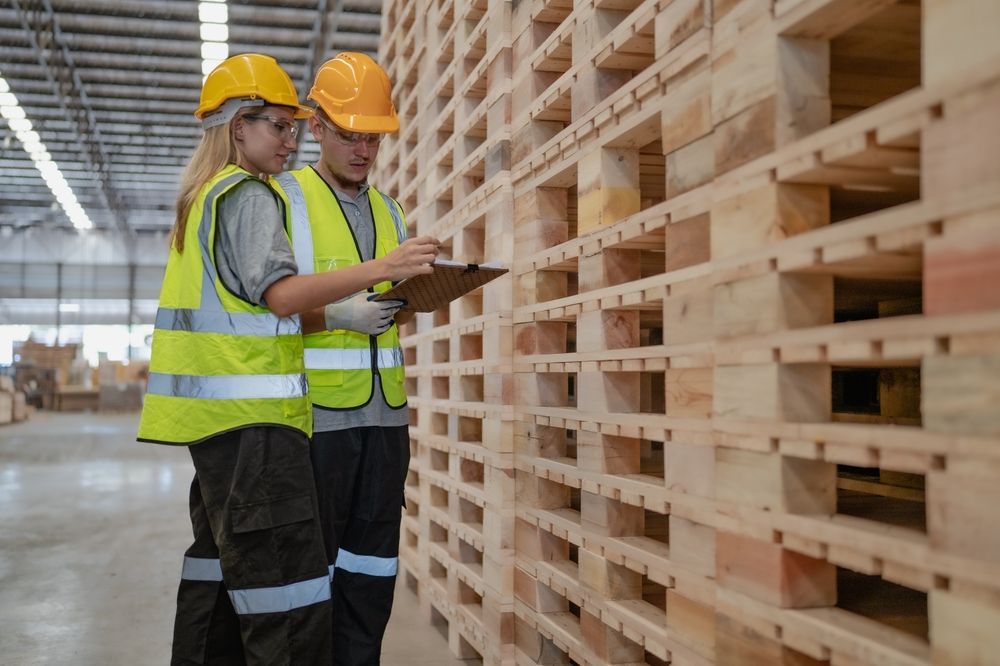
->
[147, 372, 308, 400]
[378, 192, 407, 243]
[228, 574, 331, 615]
[181, 556, 223, 582]
[155, 308, 300, 337]
[303, 347, 403, 371]
[333, 549, 398, 577]
[275, 171, 315, 276]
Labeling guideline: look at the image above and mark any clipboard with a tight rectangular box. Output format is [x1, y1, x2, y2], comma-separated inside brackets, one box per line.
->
[373, 259, 508, 312]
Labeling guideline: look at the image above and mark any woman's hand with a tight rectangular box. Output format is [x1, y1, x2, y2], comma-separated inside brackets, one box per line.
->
[380, 236, 440, 281]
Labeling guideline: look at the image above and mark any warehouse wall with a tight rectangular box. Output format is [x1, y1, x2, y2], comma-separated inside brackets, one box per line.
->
[0, 227, 167, 325]
[374, 0, 1000, 663]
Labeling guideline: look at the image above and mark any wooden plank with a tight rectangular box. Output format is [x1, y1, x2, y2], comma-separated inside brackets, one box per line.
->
[775, 0, 898, 39]
[716, 612, 829, 665]
[716, 531, 837, 608]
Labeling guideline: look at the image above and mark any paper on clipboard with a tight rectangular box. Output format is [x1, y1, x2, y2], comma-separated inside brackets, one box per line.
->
[373, 259, 508, 312]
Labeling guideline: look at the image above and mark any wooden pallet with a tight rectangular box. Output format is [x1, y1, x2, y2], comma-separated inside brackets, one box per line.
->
[376, 0, 1000, 663]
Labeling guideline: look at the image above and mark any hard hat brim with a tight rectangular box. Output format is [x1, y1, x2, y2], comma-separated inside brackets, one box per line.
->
[327, 112, 399, 134]
[291, 104, 314, 120]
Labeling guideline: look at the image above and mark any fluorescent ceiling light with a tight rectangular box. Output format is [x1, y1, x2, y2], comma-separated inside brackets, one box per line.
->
[199, 1, 229, 83]
[0, 71, 93, 230]
[201, 41, 229, 61]
[198, 2, 227, 23]
[200, 23, 228, 42]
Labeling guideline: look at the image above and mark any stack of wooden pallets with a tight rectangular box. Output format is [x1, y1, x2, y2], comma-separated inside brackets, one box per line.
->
[375, 0, 1000, 663]
[380, 0, 517, 661]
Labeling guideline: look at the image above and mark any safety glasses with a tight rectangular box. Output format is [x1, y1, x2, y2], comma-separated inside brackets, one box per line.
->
[316, 115, 382, 147]
[243, 114, 299, 141]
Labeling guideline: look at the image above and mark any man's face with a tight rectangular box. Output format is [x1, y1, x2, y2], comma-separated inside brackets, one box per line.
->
[310, 114, 382, 191]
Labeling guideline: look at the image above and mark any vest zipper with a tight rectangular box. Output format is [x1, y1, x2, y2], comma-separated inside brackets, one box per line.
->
[367, 194, 381, 379]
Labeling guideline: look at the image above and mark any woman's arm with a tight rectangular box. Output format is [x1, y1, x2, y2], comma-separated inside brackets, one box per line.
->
[264, 236, 439, 317]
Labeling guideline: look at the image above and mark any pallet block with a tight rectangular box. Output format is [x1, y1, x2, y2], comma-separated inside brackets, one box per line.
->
[581, 606, 646, 664]
[716, 448, 836, 514]
[716, 531, 836, 609]
[921, 355, 1000, 438]
[516, 614, 572, 664]
[926, 463, 1000, 562]
[710, 182, 830, 260]
[713, 272, 833, 339]
[669, 515, 716, 580]
[929, 587, 1000, 666]
[924, 222, 1000, 317]
[667, 589, 716, 661]
[922, 0, 1000, 87]
[714, 364, 831, 423]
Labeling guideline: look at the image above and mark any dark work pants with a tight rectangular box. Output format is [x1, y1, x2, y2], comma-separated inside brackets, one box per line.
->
[171, 426, 333, 666]
[310, 425, 410, 666]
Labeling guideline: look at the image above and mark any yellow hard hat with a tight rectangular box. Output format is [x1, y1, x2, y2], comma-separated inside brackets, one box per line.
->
[308, 52, 399, 133]
[196, 53, 312, 127]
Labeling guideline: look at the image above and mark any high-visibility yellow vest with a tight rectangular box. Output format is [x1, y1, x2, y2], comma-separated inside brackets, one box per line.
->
[274, 167, 407, 410]
[138, 164, 311, 444]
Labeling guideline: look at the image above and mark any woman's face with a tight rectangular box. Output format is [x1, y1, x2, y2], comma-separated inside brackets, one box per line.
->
[233, 106, 298, 176]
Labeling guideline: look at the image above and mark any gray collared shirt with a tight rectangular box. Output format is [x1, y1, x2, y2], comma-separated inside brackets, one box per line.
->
[214, 179, 297, 307]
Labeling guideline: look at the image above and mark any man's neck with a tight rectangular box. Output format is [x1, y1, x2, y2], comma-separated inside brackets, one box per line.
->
[313, 161, 365, 199]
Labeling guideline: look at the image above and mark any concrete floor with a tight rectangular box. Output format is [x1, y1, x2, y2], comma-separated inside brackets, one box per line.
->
[0, 412, 474, 665]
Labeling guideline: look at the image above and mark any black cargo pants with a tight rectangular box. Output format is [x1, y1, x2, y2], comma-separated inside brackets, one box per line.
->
[171, 426, 332, 666]
[310, 425, 410, 666]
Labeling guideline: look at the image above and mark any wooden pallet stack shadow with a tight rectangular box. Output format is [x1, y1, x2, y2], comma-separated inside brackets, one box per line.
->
[378, 0, 1000, 663]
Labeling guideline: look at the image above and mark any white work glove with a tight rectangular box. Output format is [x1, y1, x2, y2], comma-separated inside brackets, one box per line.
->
[324, 292, 405, 336]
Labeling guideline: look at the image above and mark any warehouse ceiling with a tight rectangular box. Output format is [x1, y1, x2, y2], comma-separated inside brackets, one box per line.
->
[0, 0, 384, 237]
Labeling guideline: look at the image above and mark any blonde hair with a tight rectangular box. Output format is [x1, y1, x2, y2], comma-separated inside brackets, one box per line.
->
[171, 108, 255, 252]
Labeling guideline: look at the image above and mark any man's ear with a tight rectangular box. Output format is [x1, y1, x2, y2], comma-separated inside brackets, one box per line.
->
[308, 116, 323, 142]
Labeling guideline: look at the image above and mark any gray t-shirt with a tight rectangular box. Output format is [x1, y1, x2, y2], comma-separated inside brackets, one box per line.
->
[311, 171, 410, 433]
[214, 179, 297, 306]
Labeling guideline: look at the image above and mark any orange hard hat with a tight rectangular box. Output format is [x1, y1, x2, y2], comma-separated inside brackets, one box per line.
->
[308, 52, 399, 133]
[196, 53, 312, 126]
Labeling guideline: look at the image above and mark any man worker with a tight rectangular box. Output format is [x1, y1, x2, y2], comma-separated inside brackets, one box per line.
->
[274, 52, 424, 664]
